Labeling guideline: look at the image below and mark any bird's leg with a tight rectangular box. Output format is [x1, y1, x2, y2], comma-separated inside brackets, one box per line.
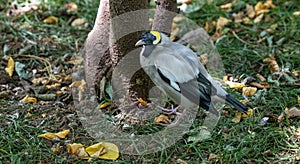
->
[156, 105, 182, 115]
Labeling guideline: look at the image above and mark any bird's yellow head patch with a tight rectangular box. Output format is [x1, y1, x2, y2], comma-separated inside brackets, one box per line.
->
[150, 30, 161, 45]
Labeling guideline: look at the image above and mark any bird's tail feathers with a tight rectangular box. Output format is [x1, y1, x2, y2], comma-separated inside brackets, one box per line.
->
[225, 94, 248, 114]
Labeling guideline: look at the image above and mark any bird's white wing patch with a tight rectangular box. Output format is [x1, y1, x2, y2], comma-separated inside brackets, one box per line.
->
[156, 66, 181, 92]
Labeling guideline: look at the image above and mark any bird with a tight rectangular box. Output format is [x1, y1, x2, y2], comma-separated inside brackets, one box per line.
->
[135, 30, 249, 115]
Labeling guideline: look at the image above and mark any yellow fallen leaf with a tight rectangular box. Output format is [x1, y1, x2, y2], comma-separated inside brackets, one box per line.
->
[71, 18, 86, 27]
[55, 129, 70, 139]
[231, 112, 242, 123]
[38, 129, 70, 140]
[68, 143, 84, 154]
[86, 142, 119, 160]
[64, 2, 78, 13]
[154, 114, 172, 124]
[5, 57, 14, 77]
[43, 16, 58, 24]
[216, 16, 231, 31]
[85, 143, 106, 157]
[20, 95, 37, 103]
[41, 113, 46, 118]
[242, 108, 254, 118]
[225, 81, 245, 89]
[138, 98, 148, 106]
[255, 2, 270, 15]
[38, 132, 57, 140]
[220, 3, 233, 11]
[99, 102, 111, 109]
[46, 83, 61, 89]
[242, 87, 257, 96]
[298, 97, 300, 107]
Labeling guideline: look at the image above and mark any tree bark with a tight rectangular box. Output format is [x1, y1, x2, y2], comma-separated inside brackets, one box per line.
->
[152, 0, 178, 34]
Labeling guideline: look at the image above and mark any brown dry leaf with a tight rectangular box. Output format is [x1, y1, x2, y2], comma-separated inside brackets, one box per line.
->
[5, 57, 14, 77]
[205, 21, 216, 32]
[51, 143, 62, 154]
[78, 79, 86, 101]
[287, 107, 300, 118]
[246, 4, 255, 18]
[293, 11, 300, 16]
[216, 17, 231, 31]
[265, 0, 275, 8]
[256, 74, 266, 81]
[20, 95, 37, 103]
[242, 87, 257, 96]
[99, 102, 112, 109]
[242, 17, 252, 25]
[208, 153, 218, 162]
[43, 16, 58, 25]
[64, 2, 78, 13]
[240, 99, 250, 105]
[249, 82, 270, 89]
[46, 83, 61, 89]
[154, 114, 172, 124]
[233, 11, 244, 23]
[263, 54, 279, 73]
[298, 97, 300, 107]
[86, 142, 119, 160]
[254, 14, 264, 23]
[231, 112, 242, 123]
[69, 80, 82, 88]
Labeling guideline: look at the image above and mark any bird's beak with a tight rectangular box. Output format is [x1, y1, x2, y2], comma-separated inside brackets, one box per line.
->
[135, 40, 145, 47]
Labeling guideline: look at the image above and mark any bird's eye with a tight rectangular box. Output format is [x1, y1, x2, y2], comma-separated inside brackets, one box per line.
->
[150, 30, 161, 45]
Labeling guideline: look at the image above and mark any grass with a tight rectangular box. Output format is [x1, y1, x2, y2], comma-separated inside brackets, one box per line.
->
[0, 0, 300, 163]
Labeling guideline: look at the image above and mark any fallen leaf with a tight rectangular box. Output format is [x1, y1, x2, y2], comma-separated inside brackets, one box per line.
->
[256, 74, 266, 81]
[233, 11, 244, 23]
[231, 112, 242, 123]
[99, 102, 111, 109]
[43, 16, 58, 25]
[55, 129, 70, 139]
[220, 2, 233, 11]
[255, 2, 270, 15]
[208, 153, 218, 162]
[68, 143, 84, 154]
[38, 129, 70, 140]
[242, 87, 257, 96]
[5, 57, 14, 77]
[199, 53, 208, 65]
[254, 14, 264, 23]
[51, 143, 62, 154]
[86, 142, 119, 160]
[216, 17, 231, 31]
[38, 132, 57, 140]
[64, 2, 78, 13]
[286, 107, 300, 118]
[71, 18, 86, 26]
[298, 97, 300, 107]
[242, 108, 254, 118]
[263, 54, 279, 73]
[246, 4, 255, 18]
[154, 114, 172, 124]
[138, 98, 148, 106]
[249, 82, 270, 89]
[277, 112, 284, 123]
[20, 95, 37, 103]
[225, 81, 245, 89]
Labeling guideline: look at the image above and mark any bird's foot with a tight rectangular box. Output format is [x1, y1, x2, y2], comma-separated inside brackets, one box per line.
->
[156, 105, 182, 115]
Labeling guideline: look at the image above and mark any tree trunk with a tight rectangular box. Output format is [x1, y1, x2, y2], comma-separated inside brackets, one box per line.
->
[152, 0, 178, 34]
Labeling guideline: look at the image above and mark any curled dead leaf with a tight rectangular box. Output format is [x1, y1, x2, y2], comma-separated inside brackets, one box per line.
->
[249, 82, 270, 89]
[263, 54, 279, 73]
[231, 112, 242, 123]
[38, 129, 70, 140]
[225, 81, 245, 89]
[138, 98, 148, 106]
[154, 114, 172, 124]
[242, 87, 257, 96]
[254, 14, 264, 23]
[20, 95, 37, 103]
[256, 74, 266, 82]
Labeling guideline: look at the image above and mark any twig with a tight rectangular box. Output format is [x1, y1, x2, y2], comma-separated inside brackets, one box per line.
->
[18, 54, 54, 78]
